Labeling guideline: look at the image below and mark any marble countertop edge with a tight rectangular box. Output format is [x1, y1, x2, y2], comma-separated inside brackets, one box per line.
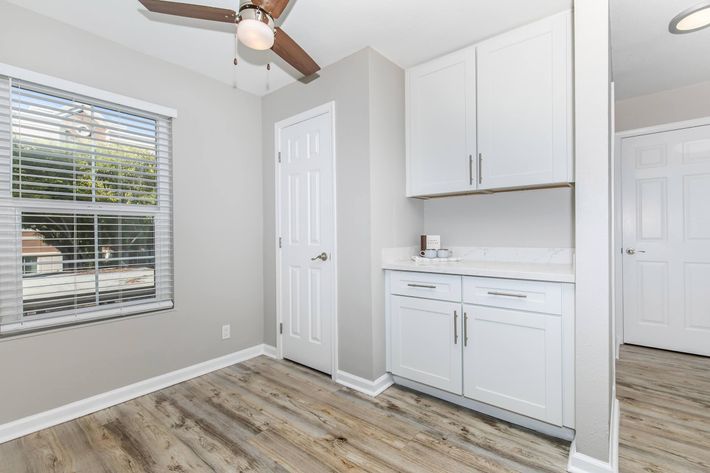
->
[381, 260, 575, 284]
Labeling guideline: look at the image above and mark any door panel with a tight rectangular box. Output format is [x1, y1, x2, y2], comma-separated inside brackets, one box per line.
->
[684, 174, 710, 239]
[280, 111, 334, 374]
[391, 296, 463, 394]
[622, 124, 710, 356]
[463, 305, 562, 425]
[685, 263, 710, 331]
[406, 49, 476, 196]
[636, 178, 667, 241]
[636, 261, 669, 326]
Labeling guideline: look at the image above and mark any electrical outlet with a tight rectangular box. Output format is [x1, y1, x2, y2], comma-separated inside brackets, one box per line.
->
[221, 324, 231, 340]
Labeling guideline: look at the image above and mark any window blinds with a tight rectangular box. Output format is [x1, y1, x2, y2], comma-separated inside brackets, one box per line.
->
[0, 76, 174, 333]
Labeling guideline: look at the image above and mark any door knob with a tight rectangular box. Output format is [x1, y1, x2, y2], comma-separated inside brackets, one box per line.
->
[311, 252, 328, 262]
[625, 248, 646, 255]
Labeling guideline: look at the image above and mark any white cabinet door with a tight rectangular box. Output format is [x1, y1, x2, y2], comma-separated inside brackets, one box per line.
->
[477, 11, 572, 190]
[406, 48, 476, 197]
[391, 296, 463, 394]
[463, 305, 562, 425]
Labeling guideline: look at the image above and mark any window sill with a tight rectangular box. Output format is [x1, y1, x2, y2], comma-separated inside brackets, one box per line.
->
[0, 301, 175, 341]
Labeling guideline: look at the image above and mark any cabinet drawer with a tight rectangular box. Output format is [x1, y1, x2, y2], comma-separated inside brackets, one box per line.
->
[462, 277, 562, 315]
[390, 271, 462, 302]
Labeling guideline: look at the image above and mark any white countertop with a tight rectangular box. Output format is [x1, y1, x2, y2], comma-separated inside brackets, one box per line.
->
[382, 259, 575, 283]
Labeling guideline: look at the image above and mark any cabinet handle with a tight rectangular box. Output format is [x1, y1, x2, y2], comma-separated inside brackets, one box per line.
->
[487, 291, 528, 299]
[407, 283, 436, 289]
[464, 312, 469, 347]
[469, 154, 473, 185]
[454, 310, 459, 345]
[478, 153, 483, 185]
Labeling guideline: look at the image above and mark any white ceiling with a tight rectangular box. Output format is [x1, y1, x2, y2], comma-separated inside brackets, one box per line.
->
[612, 0, 710, 100]
[6, 0, 572, 96]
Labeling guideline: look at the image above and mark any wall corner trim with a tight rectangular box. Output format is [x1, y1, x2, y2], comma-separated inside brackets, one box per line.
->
[567, 398, 620, 473]
[335, 371, 393, 397]
[262, 344, 278, 358]
[0, 343, 274, 445]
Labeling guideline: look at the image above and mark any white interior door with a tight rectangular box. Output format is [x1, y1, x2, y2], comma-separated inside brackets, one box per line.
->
[622, 124, 710, 356]
[278, 107, 335, 374]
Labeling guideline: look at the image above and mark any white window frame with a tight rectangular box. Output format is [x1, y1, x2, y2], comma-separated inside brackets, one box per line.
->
[0, 64, 176, 334]
[0, 64, 178, 119]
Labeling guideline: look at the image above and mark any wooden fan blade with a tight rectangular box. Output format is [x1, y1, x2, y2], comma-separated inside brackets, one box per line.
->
[138, 0, 236, 23]
[253, 0, 290, 19]
[271, 28, 320, 77]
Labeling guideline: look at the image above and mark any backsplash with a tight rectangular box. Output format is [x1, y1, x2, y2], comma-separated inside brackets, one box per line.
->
[449, 247, 575, 265]
[421, 188, 575, 249]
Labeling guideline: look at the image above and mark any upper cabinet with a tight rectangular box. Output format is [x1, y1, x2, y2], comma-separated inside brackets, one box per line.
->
[406, 11, 573, 197]
[406, 49, 477, 197]
[477, 12, 573, 190]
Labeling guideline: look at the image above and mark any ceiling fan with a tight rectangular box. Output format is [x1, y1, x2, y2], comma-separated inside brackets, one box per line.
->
[138, 0, 320, 77]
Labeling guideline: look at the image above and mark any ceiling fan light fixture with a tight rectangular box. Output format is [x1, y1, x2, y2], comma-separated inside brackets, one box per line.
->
[669, 2, 710, 34]
[237, 3, 275, 50]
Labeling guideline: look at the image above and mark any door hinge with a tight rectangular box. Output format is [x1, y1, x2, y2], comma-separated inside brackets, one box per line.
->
[278, 237, 282, 249]
[277, 151, 281, 163]
[279, 322, 283, 334]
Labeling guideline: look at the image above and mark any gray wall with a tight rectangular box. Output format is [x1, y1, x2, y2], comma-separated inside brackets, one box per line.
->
[422, 188, 575, 248]
[368, 52, 424, 377]
[262, 49, 374, 378]
[616, 79, 710, 131]
[0, 1, 263, 424]
[262, 48, 422, 380]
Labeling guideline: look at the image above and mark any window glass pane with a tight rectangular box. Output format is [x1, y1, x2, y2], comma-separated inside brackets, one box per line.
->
[98, 215, 156, 305]
[11, 86, 158, 205]
[21, 212, 156, 317]
[22, 256, 38, 275]
[22, 212, 96, 316]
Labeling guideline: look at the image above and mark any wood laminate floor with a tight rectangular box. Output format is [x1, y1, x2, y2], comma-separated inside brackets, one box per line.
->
[3, 346, 709, 472]
[0, 356, 570, 473]
[617, 344, 710, 473]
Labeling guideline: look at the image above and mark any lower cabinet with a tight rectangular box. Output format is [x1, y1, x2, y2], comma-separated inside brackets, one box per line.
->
[386, 270, 573, 430]
[462, 304, 563, 425]
[390, 295, 463, 394]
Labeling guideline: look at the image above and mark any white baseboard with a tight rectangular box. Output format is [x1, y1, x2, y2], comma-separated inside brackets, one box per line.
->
[567, 397, 620, 473]
[335, 370, 393, 397]
[262, 344, 278, 359]
[0, 343, 273, 445]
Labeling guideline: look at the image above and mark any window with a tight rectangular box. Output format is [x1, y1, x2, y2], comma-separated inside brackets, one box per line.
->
[22, 256, 38, 275]
[0, 72, 174, 333]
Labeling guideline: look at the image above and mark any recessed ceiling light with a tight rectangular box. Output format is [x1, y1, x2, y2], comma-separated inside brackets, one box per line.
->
[669, 2, 710, 34]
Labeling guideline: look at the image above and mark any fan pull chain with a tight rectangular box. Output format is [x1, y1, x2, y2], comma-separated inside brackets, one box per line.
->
[232, 27, 239, 89]
[266, 63, 271, 92]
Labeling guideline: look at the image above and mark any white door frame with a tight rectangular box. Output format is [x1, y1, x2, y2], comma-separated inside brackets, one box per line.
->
[614, 115, 710, 356]
[274, 101, 338, 379]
